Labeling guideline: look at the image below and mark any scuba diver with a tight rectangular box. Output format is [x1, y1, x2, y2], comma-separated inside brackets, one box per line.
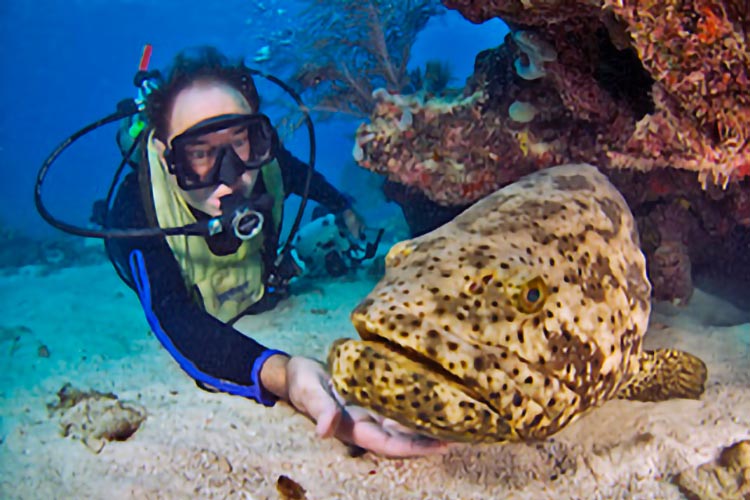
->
[35, 46, 445, 457]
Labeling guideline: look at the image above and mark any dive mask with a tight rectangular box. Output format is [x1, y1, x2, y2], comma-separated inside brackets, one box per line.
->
[165, 113, 277, 190]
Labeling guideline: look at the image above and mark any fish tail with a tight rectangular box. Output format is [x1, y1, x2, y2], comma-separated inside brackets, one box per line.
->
[617, 349, 707, 402]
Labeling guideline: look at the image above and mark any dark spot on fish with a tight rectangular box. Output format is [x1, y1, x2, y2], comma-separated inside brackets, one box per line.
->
[553, 173, 594, 192]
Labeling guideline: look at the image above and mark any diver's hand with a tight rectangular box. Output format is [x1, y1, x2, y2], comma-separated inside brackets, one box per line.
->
[285, 356, 450, 458]
[339, 208, 365, 241]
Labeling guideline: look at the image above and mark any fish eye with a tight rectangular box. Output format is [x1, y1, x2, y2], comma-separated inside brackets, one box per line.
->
[516, 276, 548, 313]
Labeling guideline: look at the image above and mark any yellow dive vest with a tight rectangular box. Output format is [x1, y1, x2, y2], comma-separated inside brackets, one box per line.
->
[143, 131, 284, 323]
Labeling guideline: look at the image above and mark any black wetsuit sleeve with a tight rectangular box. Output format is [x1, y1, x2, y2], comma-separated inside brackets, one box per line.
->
[275, 145, 352, 213]
[105, 173, 281, 404]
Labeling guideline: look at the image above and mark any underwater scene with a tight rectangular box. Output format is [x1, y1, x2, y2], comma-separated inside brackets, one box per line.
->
[1, 0, 750, 498]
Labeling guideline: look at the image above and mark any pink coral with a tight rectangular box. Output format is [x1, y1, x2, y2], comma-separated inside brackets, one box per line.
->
[355, 89, 545, 205]
[441, 0, 750, 185]
[353, 0, 750, 301]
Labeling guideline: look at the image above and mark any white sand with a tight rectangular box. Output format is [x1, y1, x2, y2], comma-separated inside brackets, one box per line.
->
[1, 262, 748, 499]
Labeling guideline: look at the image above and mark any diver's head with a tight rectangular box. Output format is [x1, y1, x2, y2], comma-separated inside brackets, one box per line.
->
[147, 47, 275, 216]
[160, 82, 259, 216]
[147, 46, 260, 142]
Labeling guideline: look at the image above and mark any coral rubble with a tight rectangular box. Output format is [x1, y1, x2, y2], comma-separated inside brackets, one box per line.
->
[47, 383, 146, 453]
[675, 440, 750, 500]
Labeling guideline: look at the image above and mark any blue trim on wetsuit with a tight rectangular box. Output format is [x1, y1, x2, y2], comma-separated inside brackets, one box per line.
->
[128, 249, 285, 406]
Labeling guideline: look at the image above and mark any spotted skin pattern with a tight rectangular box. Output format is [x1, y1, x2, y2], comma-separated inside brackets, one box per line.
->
[328, 164, 707, 443]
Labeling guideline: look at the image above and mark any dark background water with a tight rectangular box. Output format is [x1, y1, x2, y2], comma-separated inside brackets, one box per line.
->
[0, 0, 506, 238]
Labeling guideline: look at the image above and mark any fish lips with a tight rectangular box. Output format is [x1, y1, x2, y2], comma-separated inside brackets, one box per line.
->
[328, 317, 512, 442]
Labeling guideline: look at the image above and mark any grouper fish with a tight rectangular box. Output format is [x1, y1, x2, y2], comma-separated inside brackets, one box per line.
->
[328, 164, 707, 443]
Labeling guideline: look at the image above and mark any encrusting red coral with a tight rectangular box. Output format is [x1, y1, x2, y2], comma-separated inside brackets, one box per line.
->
[605, 0, 750, 186]
[354, 0, 750, 302]
[357, 0, 749, 201]
[355, 89, 545, 206]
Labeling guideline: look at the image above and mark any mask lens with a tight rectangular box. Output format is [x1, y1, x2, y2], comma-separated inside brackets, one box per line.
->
[167, 114, 277, 190]
[245, 118, 274, 167]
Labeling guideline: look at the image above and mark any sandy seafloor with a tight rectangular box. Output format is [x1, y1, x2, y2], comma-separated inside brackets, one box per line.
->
[1, 257, 749, 499]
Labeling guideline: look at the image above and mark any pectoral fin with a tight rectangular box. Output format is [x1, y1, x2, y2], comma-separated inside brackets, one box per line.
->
[617, 349, 707, 402]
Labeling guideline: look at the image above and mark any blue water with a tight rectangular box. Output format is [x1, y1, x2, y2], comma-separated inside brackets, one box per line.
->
[0, 0, 506, 238]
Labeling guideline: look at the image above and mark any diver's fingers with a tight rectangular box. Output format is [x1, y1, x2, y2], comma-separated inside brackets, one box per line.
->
[315, 405, 343, 438]
[340, 208, 364, 240]
[334, 408, 450, 457]
[286, 356, 343, 438]
[341, 404, 380, 422]
[380, 417, 419, 437]
[346, 419, 450, 457]
[343, 406, 430, 440]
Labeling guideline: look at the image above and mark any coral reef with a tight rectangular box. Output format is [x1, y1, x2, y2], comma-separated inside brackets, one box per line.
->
[606, 0, 750, 185]
[355, 89, 547, 206]
[353, 0, 750, 303]
[357, 0, 750, 191]
[444, 0, 750, 183]
[675, 440, 750, 499]
[248, 0, 445, 128]
[381, 179, 469, 236]
[440, 0, 750, 185]
[354, 26, 643, 206]
[602, 167, 750, 304]
[47, 383, 146, 453]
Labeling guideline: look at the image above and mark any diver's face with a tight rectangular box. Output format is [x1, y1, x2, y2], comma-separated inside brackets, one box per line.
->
[164, 81, 257, 216]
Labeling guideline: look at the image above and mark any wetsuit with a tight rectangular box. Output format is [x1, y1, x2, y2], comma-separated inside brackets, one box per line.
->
[106, 145, 351, 405]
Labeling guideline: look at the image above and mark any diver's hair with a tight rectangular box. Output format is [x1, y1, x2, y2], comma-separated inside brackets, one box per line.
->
[146, 46, 260, 142]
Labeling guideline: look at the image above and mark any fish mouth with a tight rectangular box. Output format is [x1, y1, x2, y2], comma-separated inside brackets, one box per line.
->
[352, 321, 497, 412]
[330, 320, 511, 442]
